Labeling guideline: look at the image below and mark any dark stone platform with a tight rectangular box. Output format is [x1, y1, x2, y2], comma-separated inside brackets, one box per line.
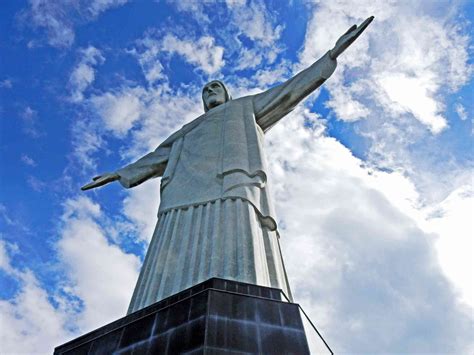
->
[55, 278, 321, 354]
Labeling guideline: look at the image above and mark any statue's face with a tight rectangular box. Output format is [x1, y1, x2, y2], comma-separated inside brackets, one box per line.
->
[202, 81, 226, 110]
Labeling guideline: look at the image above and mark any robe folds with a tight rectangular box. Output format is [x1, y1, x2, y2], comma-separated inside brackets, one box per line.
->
[118, 52, 337, 314]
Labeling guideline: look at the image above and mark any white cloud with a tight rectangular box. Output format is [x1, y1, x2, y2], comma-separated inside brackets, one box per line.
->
[377, 72, 447, 133]
[234, 47, 263, 70]
[122, 183, 160, 244]
[0, 204, 31, 234]
[227, 0, 283, 71]
[20, 106, 43, 138]
[295, 0, 473, 208]
[70, 65, 203, 178]
[0, 195, 143, 354]
[87, 0, 128, 17]
[90, 87, 144, 137]
[162, 34, 225, 75]
[127, 88, 202, 154]
[130, 38, 166, 85]
[132, 32, 224, 83]
[324, 78, 370, 121]
[423, 185, 474, 307]
[0, 240, 16, 273]
[0, 240, 73, 354]
[27, 175, 46, 192]
[169, 0, 281, 71]
[299, 0, 471, 135]
[169, 0, 210, 23]
[455, 102, 468, 121]
[253, 62, 292, 87]
[265, 107, 473, 353]
[71, 119, 105, 171]
[21, 0, 129, 48]
[225, 0, 282, 46]
[0, 79, 13, 88]
[21, 154, 37, 167]
[0, 204, 14, 226]
[23, 0, 75, 48]
[286, 4, 474, 350]
[0, 272, 72, 354]
[87, 82, 202, 157]
[58, 196, 141, 330]
[69, 46, 105, 102]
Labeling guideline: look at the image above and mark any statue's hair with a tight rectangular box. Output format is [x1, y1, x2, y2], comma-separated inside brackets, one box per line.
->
[202, 80, 232, 112]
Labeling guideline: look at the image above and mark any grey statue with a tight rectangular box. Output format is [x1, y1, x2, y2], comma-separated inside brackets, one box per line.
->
[82, 17, 374, 314]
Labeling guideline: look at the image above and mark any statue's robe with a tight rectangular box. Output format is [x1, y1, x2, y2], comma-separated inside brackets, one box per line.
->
[119, 52, 337, 313]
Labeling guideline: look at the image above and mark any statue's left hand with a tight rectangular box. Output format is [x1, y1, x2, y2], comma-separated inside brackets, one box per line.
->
[330, 16, 374, 59]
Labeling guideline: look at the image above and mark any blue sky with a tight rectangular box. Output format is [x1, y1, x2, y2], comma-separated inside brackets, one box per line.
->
[0, 1, 473, 353]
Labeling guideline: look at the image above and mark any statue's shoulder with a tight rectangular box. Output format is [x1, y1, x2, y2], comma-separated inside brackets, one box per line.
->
[158, 112, 206, 147]
[230, 95, 256, 114]
[232, 95, 253, 104]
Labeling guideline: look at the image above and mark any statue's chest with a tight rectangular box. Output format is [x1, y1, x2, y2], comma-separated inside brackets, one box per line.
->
[183, 111, 223, 160]
[177, 99, 255, 177]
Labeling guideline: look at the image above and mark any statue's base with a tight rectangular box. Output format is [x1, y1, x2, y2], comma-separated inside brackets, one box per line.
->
[54, 278, 317, 354]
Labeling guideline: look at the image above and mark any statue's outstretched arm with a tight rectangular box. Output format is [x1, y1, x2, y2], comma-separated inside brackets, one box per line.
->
[254, 16, 374, 132]
[81, 145, 171, 191]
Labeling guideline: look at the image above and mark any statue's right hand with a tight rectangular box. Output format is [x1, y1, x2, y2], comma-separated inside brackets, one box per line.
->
[329, 16, 374, 59]
[81, 173, 120, 191]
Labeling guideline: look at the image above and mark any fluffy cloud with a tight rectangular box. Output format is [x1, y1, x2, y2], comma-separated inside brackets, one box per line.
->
[70, 118, 106, 172]
[21, 154, 37, 167]
[21, 0, 129, 48]
[170, 0, 210, 24]
[0, 240, 73, 354]
[170, 0, 282, 71]
[131, 32, 224, 84]
[20, 106, 43, 138]
[0, 195, 142, 353]
[265, 108, 473, 353]
[22, 0, 75, 48]
[423, 185, 474, 307]
[225, 0, 282, 46]
[70, 56, 203, 175]
[296, 0, 472, 208]
[282, 4, 473, 350]
[131, 37, 166, 85]
[124, 87, 202, 157]
[0, 205, 30, 234]
[300, 0, 471, 133]
[87, 0, 128, 17]
[376, 72, 447, 134]
[86, 83, 201, 157]
[57, 196, 141, 330]
[121, 182, 160, 244]
[455, 103, 468, 121]
[162, 34, 225, 75]
[27, 175, 46, 192]
[0, 240, 17, 273]
[0, 79, 13, 88]
[90, 87, 144, 137]
[69, 46, 105, 102]
[228, 0, 283, 71]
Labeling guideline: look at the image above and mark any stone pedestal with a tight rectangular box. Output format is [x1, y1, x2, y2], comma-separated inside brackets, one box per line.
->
[55, 278, 329, 354]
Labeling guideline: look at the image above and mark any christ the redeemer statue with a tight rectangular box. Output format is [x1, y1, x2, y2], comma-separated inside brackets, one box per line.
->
[82, 17, 373, 314]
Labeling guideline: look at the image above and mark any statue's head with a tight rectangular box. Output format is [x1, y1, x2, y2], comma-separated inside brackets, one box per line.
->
[202, 80, 232, 112]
